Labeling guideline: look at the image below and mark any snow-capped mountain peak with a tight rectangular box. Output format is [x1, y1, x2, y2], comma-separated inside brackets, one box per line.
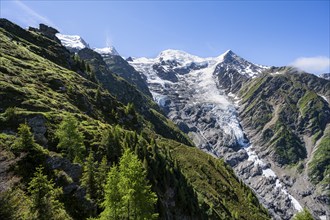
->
[216, 50, 269, 77]
[93, 46, 120, 57]
[222, 49, 234, 56]
[157, 49, 202, 62]
[55, 33, 89, 52]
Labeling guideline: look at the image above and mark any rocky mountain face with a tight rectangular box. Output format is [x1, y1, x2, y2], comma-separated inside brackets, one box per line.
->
[130, 50, 330, 219]
[96, 50, 152, 97]
[0, 19, 270, 220]
[238, 67, 330, 219]
[319, 73, 330, 80]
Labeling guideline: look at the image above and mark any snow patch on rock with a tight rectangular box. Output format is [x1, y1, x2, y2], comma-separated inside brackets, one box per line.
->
[56, 33, 89, 51]
[93, 46, 120, 56]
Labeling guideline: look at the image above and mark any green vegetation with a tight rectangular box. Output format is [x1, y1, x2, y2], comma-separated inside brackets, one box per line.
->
[28, 167, 72, 220]
[162, 138, 270, 219]
[56, 114, 85, 162]
[270, 122, 306, 165]
[100, 149, 158, 220]
[13, 123, 36, 151]
[0, 188, 33, 220]
[292, 208, 314, 220]
[240, 74, 271, 103]
[81, 151, 98, 201]
[240, 71, 329, 168]
[308, 127, 330, 185]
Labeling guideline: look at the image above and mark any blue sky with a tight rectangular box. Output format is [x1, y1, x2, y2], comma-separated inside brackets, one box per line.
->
[1, 0, 329, 73]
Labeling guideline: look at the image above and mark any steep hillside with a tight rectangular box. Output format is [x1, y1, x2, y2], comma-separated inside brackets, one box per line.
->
[0, 19, 269, 220]
[238, 67, 330, 219]
[101, 52, 152, 97]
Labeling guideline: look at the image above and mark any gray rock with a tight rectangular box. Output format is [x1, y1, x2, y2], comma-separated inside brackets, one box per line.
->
[46, 156, 82, 182]
[28, 115, 48, 146]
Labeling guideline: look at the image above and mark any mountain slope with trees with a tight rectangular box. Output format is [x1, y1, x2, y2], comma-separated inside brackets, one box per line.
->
[0, 19, 269, 220]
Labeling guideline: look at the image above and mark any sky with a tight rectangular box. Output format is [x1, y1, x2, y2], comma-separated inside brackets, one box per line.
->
[1, 0, 329, 74]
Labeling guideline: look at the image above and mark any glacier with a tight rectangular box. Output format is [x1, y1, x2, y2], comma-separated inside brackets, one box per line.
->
[130, 49, 306, 219]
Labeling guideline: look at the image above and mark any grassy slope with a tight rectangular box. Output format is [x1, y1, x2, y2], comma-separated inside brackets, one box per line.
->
[308, 127, 330, 186]
[158, 138, 269, 219]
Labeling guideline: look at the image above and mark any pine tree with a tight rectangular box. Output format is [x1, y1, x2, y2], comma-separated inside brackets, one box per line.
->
[13, 123, 35, 151]
[81, 151, 97, 201]
[0, 187, 33, 220]
[95, 86, 101, 103]
[122, 131, 138, 150]
[100, 125, 122, 163]
[96, 156, 108, 205]
[119, 149, 158, 219]
[28, 167, 72, 220]
[100, 165, 121, 220]
[86, 63, 91, 72]
[56, 114, 85, 162]
[80, 59, 86, 71]
[100, 149, 158, 220]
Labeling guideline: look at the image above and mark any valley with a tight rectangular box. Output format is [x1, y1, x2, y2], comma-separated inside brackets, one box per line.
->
[0, 18, 329, 220]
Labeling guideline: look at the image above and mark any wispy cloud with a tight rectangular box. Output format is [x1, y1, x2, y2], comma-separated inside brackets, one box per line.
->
[290, 56, 330, 74]
[13, 0, 56, 28]
[105, 32, 113, 47]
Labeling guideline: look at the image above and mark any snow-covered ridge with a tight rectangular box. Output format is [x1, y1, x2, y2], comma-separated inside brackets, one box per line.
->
[157, 49, 210, 64]
[134, 49, 227, 65]
[132, 49, 268, 78]
[56, 33, 120, 56]
[93, 46, 119, 56]
[55, 33, 89, 51]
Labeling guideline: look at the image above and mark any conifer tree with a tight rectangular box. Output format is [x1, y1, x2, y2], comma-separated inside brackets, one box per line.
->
[0, 187, 33, 220]
[96, 156, 108, 205]
[100, 149, 158, 220]
[95, 86, 101, 103]
[28, 167, 72, 220]
[119, 149, 158, 219]
[100, 125, 122, 163]
[80, 59, 86, 71]
[56, 114, 85, 162]
[86, 63, 91, 72]
[81, 151, 97, 201]
[13, 123, 35, 151]
[100, 165, 121, 220]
